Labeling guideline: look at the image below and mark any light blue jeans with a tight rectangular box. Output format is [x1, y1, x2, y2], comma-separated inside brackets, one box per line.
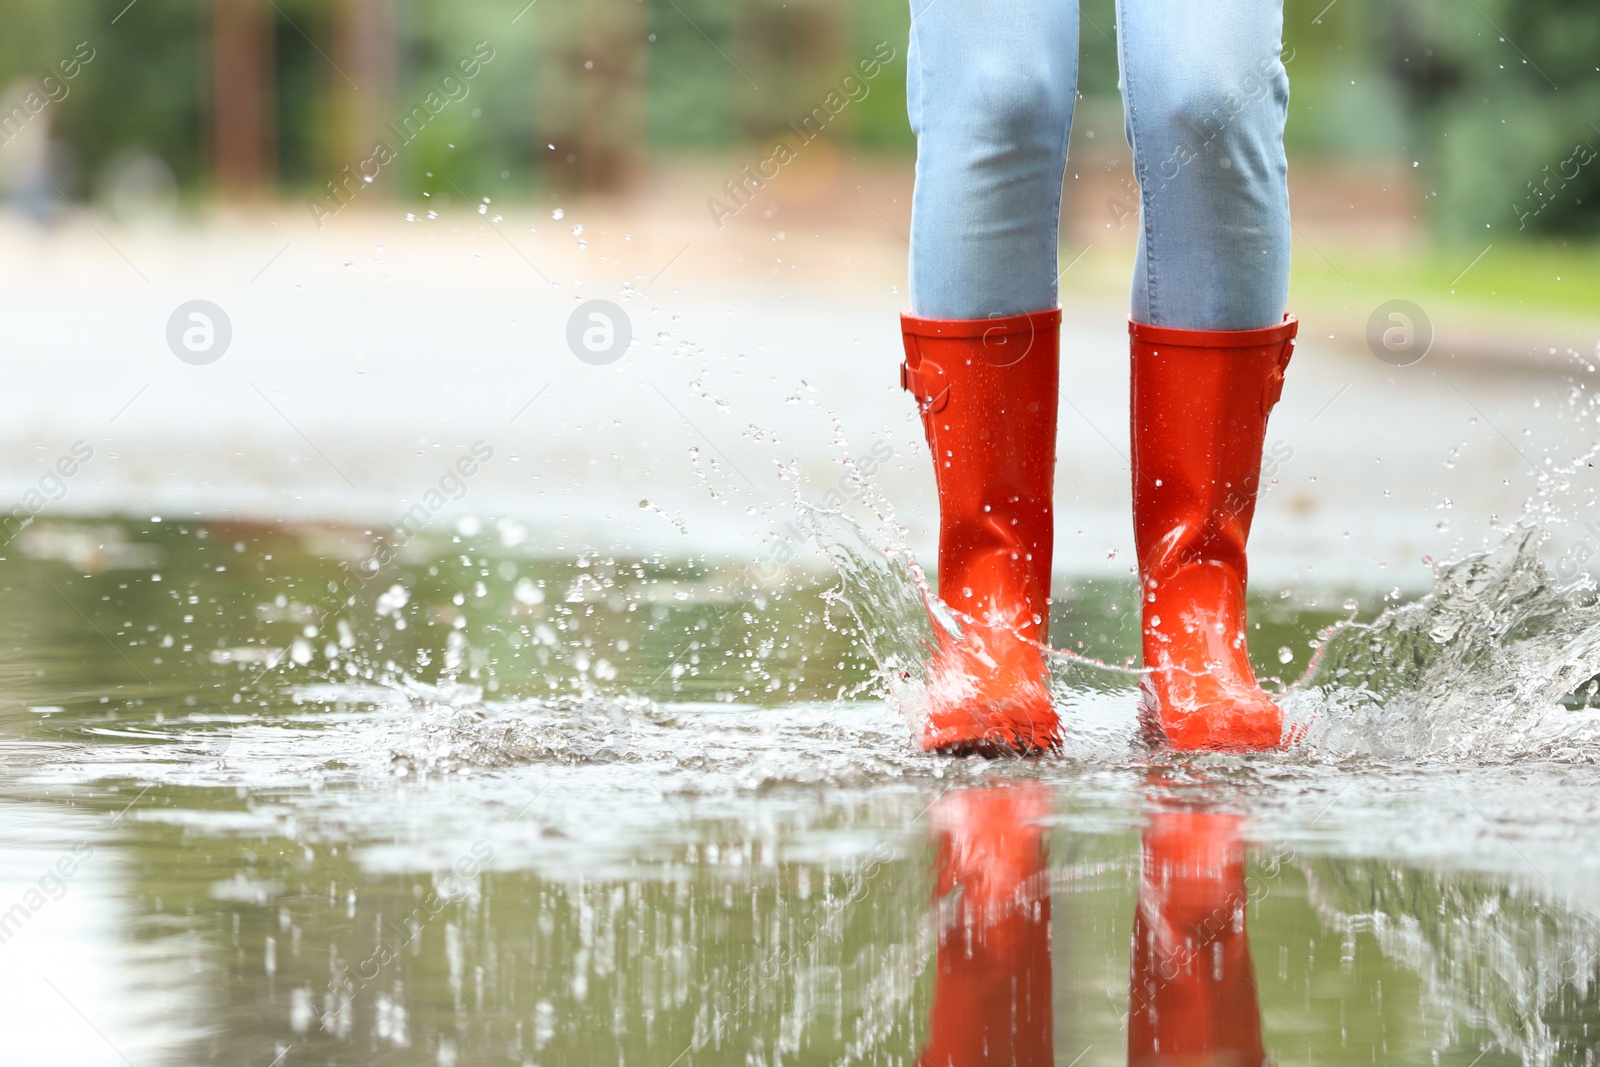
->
[907, 0, 1291, 329]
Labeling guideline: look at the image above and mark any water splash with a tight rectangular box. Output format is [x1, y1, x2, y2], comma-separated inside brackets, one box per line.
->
[1289, 527, 1600, 763]
[806, 496, 1142, 757]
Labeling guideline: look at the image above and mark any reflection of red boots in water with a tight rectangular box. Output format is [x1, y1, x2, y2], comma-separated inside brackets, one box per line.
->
[919, 783, 1054, 1067]
[1128, 810, 1267, 1066]
[900, 310, 1062, 755]
[916, 786, 1268, 1065]
[1131, 317, 1298, 752]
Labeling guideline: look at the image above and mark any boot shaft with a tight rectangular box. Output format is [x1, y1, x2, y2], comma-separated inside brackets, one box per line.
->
[901, 308, 1061, 638]
[1129, 316, 1296, 587]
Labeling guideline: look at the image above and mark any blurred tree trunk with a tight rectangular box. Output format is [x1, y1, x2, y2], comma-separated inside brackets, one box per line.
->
[331, 0, 399, 190]
[535, 0, 645, 192]
[734, 0, 845, 142]
[211, 0, 276, 197]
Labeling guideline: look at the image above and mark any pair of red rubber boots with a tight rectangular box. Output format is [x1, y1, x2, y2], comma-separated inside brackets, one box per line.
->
[901, 308, 1297, 754]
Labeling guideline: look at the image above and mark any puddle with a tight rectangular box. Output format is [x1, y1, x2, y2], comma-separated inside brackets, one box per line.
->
[3, 516, 1600, 1065]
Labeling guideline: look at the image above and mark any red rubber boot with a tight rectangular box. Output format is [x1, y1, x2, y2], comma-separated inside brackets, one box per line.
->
[919, 783, 1054, 1067]
[1129, 316, 1297, 752]
[1127, 810, 1267, 1066]
[901, 309, 1061, 755]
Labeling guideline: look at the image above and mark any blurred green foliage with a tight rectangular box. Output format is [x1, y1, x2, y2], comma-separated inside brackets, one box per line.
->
[1378, 0, 1600, 240]
[0, 0, 1594, 239]
[1274, 0, 1600, 240]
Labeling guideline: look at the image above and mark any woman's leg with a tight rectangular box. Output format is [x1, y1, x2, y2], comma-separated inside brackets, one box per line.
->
[1117, 0, 1299, 751]
[1117, 0, 1291, 329]
[907, 0, 1078, 318]
[898, 0, 1077, 754]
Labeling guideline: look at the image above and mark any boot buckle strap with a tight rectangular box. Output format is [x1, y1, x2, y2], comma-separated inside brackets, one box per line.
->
[1260, 339, 1294, 416]
[900, 359, 950, 415]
